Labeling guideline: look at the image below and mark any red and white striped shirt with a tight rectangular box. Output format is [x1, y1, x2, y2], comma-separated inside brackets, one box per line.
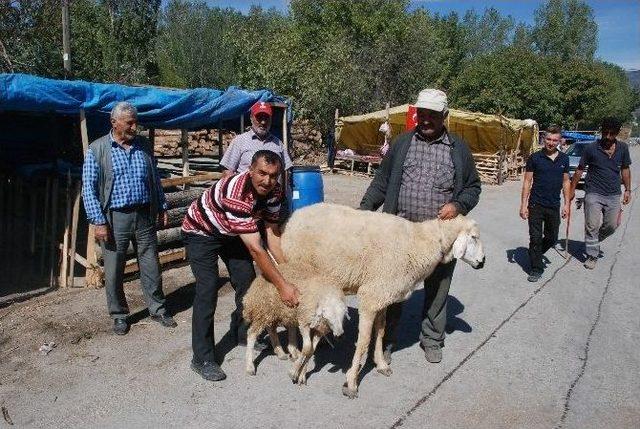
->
[181, 171, 282, 236]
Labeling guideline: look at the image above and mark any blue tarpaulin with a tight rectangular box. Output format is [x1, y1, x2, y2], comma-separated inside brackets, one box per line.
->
[562, 131, 597, 142]
[0, 73, 290, 130]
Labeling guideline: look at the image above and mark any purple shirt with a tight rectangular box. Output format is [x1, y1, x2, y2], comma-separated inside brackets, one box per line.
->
[220, 129, 293, 173]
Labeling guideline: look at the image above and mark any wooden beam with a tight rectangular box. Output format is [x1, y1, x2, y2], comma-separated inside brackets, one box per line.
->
[80, 108, 100, 287]
[59, 172, 72, 288]
[217, 122, 223, 164]
[68, 181, 81, 287]
[161, 172, 221, 188]
[49, 176, 59, 287]
[124, 248, 186, 275]
[282, 104, 288, 152]
[181, 129, 189, 190]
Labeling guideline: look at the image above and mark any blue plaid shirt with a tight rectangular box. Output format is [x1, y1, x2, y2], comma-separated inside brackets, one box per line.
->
[82, 132, 167, 225]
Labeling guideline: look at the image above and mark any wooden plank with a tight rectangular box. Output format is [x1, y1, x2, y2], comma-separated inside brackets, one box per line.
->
[49, 176, 59, 287]
[59, 172, 72, 288]
[181, 129, 189, 190]
[80, 109, 100, 287]
[161, 172, 221, 188]
[217, 122, 223, 163]
[40, 177, 51, 274]
[68, 181, 81, 287]
[124, 248, 186, 275]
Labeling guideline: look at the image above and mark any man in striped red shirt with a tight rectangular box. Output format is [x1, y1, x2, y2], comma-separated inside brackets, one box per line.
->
[182, 150, 299, 382]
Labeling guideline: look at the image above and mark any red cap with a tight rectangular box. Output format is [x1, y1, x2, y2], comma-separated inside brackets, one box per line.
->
[251, 101, 273, 117]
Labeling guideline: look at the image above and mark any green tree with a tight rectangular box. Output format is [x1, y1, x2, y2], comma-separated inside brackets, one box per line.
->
[156, 1, 240, 88]
[462, 7, 515, 58]
[450, 47, 563, 126]
[531, 0, 597, 60]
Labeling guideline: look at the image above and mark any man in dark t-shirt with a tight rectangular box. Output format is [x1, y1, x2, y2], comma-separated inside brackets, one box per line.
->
[520, 125, 571, 282]
[569, 117, 632, 269]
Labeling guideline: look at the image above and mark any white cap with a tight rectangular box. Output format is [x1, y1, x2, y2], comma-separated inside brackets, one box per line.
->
[415, 89, 448, 113]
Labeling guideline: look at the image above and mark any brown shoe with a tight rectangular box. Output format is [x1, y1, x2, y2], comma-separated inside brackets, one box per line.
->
[584, 257, 597, 270]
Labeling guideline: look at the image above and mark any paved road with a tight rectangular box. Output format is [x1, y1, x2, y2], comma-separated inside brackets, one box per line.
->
[1, 148, 638, 428]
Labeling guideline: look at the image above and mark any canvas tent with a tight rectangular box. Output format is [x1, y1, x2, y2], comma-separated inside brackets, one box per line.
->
[335, 104, 538, 184]
[335, 103, 538, 155]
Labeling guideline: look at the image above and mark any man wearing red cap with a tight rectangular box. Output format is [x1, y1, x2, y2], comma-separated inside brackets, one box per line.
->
[221, 101, 293, 179]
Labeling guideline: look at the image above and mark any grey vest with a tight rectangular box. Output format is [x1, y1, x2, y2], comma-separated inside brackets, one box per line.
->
[88, 134, 160, 222]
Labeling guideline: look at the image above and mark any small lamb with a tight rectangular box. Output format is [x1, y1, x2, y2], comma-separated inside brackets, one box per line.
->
[242, 263, 348, 384]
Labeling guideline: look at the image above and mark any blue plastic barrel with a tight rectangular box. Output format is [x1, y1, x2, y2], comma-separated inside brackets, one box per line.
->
[288, 165, 324, 212]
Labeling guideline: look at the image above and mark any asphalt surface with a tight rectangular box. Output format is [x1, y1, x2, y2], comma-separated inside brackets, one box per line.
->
[1, 147, 638, 428]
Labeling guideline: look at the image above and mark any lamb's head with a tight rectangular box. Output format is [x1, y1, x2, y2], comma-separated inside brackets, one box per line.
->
[443, 218, 485, 269]
[310, 289, 348, 337]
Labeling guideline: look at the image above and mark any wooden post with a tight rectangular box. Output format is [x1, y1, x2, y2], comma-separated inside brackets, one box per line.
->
[80, 108, 100, 287]
[60, 171, 72, 287]
[149, 127, 155, 147]
[29, 190, 37, 254]
[181, 129, 189, 190]
[240, 115, 245, 133]
[217, 121, 223, 165]
[68, 181, 81, 287]
[49, 176, 59, 287]
[282, 104, 289, 152]
[61, 0, 71, 77]
[40, 176, 51, 274]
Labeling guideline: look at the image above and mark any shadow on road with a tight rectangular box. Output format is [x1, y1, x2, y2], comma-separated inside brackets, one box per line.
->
[506, 239, 586, 274]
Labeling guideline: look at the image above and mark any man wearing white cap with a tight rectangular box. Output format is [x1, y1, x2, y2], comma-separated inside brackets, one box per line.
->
[360, 88, 481, 364]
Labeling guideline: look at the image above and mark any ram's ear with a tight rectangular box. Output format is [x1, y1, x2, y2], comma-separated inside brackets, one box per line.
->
[452, 233, 468, 259]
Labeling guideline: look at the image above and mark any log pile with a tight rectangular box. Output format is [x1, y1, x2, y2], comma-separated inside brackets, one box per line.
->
[291, 119, 326, 165]
[152, 129, 237, 157]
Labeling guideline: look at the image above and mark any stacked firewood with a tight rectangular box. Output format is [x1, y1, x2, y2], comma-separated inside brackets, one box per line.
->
[291, 119, 325, 164]
[151, 129, 237, 157]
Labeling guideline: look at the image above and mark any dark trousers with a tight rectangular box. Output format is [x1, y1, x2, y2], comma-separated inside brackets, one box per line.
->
[101, 206, 165, 319]
[528, 203, 560, 273]
[385, 259, 457, 349]
[183, 231, 256, 363]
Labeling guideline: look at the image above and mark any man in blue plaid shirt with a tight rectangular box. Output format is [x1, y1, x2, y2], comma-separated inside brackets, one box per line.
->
[82, 102, 177, 335]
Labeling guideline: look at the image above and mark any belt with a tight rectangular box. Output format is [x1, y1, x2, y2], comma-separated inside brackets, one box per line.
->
[111, 203, 149, 213]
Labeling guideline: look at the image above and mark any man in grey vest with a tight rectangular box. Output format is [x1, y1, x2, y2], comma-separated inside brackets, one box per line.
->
[360, 89, 481, 364]
[82, 102, 177, 335]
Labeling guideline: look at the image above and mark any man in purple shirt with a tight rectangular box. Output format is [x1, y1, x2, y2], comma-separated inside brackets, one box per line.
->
[220, 101, 293, 178]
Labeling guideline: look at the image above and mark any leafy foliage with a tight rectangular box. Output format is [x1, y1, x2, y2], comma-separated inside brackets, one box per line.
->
[0, 0, 637, 131]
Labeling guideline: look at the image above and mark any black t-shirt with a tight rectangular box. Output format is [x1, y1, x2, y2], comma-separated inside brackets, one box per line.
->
[526, 150, 570, 208]
[579, 140, 632, 196]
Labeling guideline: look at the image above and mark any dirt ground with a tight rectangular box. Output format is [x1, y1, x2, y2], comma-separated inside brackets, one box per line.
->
[0, 171, 372, 401]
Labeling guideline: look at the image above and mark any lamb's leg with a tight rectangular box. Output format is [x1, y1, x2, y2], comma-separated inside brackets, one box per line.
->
[289, 325, 312, 383]
[266, 325, 289, 360]
[287, 325, 300, 360]
[245, 324, 261, 375]
[343, 310, 375, 399]
[373, 309, 392, 376]
[296, 333, 322, 385]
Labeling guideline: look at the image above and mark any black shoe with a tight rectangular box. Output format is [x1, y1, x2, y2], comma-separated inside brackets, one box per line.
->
[113, 318, 129, 335]
[150, 314, 178, 328]
[527, 271, 542, 282]
[191, 359, 226, 381]
[423, 345, 442, 363]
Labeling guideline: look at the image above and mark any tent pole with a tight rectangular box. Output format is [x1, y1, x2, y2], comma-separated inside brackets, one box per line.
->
[68, 180, 81, 287]
[181, 129, 189, 190]
[40, 177, 51, 274]
[60, 171, 72, 288]
[49, 176, 59, 287]
[80, 108, 99, 287]
[218, 121, 223, 168]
